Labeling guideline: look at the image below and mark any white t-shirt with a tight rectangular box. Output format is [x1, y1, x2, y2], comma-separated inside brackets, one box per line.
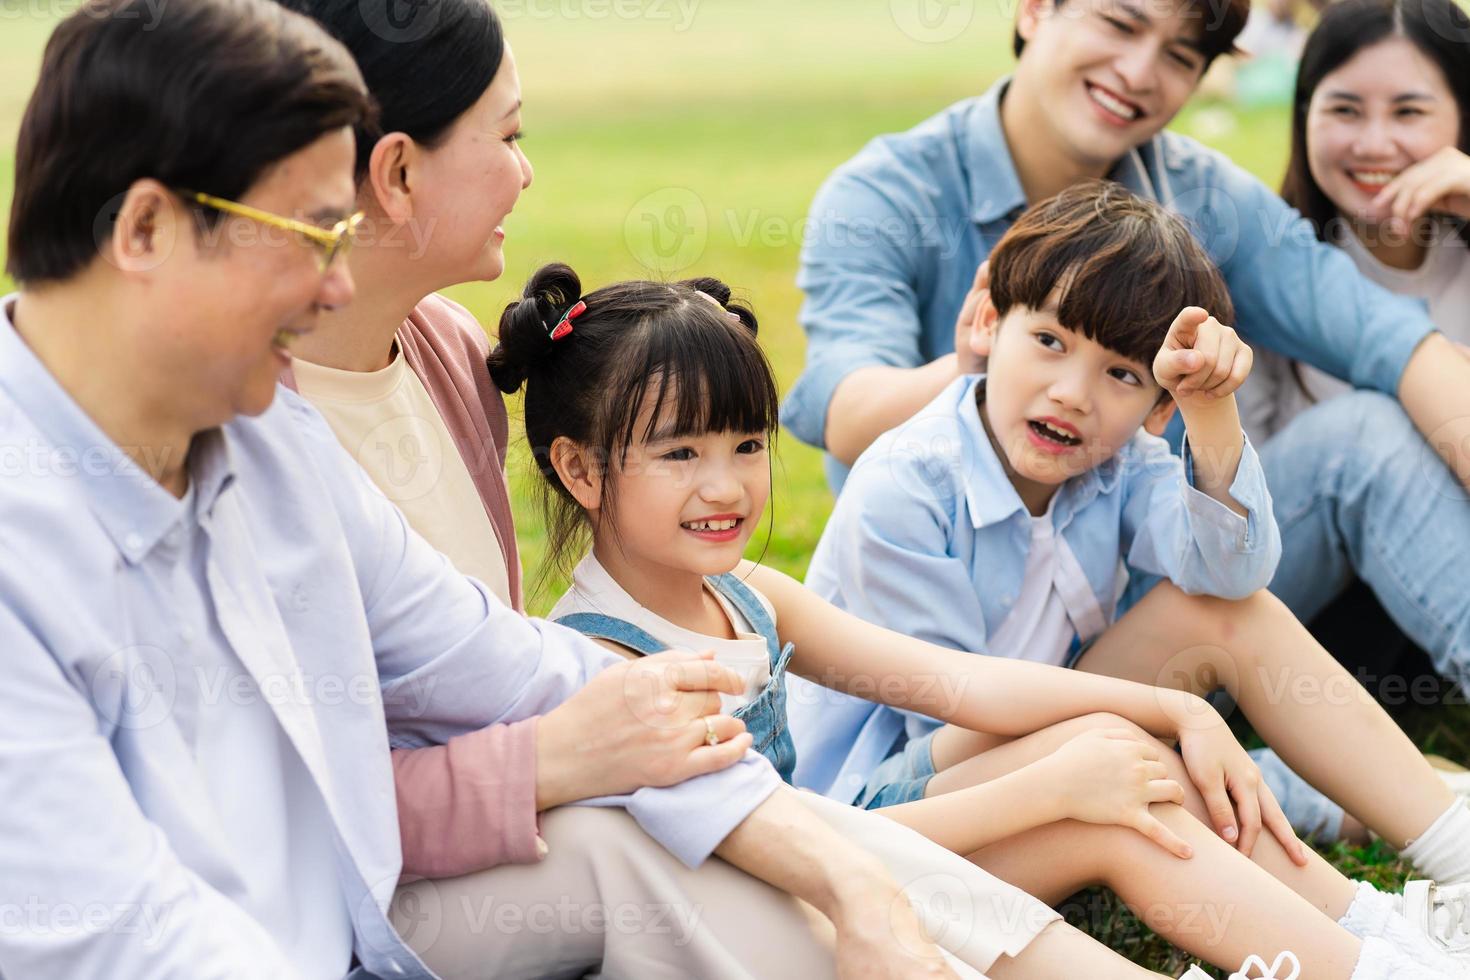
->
[292, 350, 512, 606]
[984, 496, 1098, 665]
[550, 553, 771, 712]
[1240, 225, 1470, 442]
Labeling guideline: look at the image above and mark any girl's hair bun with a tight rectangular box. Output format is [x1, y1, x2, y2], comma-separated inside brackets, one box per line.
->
[677, 275, 759, 334]
[487, 262, 584, 394]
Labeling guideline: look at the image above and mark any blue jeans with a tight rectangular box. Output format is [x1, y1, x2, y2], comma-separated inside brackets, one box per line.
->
[1263, 391, 1470, 690]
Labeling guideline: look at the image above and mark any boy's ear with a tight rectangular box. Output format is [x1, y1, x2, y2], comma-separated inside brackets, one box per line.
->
[548, 436, 603, 512]
[971, 295, 1001, 359]
[1142, 395, 1178, 437]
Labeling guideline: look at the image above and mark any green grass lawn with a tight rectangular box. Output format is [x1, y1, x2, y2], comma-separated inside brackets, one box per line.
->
[1, 5, 1464, 974]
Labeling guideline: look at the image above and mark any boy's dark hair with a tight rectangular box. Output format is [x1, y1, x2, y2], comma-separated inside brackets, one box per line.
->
[488, 263, 780, 584]
[1012, 0, 1249, 67]
[274, 0, 505, 182]
[988, 180, 1234, 368]
[7, 0, 372, 286]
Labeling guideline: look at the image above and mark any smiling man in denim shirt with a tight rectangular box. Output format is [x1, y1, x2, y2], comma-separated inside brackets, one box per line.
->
[783, 0, 1470, 692]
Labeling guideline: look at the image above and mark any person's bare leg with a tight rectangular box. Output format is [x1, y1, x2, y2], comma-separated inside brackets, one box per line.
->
[970, 809, 1363, 976]
[985, 921, 1162, 980]
[908, 714, 1357, 915]
[1073, 582, 1455, 848]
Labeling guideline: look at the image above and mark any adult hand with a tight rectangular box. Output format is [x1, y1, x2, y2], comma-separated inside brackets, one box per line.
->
[1368, 146, 1470, 227]
[1037, 727, 1193, 859]
[1175, 714, 1309, 866]
[535, 649, 752, 809]
[832, 884, 962, 979]
[1154, 307, 1253, 405]
[952, 261, 990, 375]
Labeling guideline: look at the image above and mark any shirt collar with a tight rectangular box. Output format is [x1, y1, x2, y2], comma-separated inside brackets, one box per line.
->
[0, 294, 236, 564]
[964, 80, 1029, 226]
[964, 78, 1170, 224]
[956, 374, 1128, 529]
[954, 375, 1028, 528]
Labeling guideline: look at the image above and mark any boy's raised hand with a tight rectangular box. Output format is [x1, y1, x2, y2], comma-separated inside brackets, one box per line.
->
[1153, 307, 1253, 404]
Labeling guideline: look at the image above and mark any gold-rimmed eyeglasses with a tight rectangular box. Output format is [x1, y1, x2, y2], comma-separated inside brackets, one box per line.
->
[178, 189, 365, 273]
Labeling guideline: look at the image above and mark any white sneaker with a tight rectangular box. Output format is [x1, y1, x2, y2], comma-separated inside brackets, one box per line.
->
[1405, 880, 1470, 958]
[1180, 951, 1301, 979]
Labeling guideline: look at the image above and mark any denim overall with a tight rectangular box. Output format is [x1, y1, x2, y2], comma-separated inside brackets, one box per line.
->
[556, 573, 798, 783]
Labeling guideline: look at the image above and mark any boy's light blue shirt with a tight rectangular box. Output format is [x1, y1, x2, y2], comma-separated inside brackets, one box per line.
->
[781, 78, 1437, 490]
[0, 297, 779, 979]
[790, 375, 1280, 802]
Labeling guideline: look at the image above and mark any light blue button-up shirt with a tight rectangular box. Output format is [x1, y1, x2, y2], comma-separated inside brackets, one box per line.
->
[788, 375, 1280, 802]
[0, 298, 779, 979]
[781, 78, 1437, 490]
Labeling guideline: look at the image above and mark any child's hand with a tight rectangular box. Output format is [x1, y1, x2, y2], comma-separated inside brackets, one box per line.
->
[1039, 728, 1193, 859]
[1153, 307, 1253, 404]
[1175, 717, 1311, 866]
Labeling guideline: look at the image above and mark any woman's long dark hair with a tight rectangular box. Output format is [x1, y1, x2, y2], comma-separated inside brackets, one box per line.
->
[1281, 0, 1470, 246]
[274, 0, 505, 179]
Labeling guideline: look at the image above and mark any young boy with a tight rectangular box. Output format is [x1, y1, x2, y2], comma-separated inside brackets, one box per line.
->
[791, 182, 1470, 958]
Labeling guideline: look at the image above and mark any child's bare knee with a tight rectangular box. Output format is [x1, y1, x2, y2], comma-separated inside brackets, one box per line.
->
[1068, 711, 1150, 742]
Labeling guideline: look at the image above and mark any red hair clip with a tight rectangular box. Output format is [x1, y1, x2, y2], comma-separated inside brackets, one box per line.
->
[548, 300, 586, 342]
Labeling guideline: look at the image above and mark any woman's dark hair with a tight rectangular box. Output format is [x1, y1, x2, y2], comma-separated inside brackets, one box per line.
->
[6, 0, 372, 286]
[488, 263, 780, 581]
[274, 0, 505, 179]
[1281, 0, 1470, 244]
[989, 179, 1235, 374]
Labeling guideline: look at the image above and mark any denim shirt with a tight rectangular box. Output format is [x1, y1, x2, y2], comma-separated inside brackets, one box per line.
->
[788, 375, 1281, 802]
[0, 297, 780, 979]
[781, 78, 1437, 490]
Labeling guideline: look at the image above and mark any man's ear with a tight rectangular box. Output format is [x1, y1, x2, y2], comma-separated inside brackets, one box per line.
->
[1142, 395, 1178, 437]
[971, 295, 1001, 358]
[365, 132, 417, 225]
[110, 179, 181, 274]
[548, 436, 603, 512]
[1015, 0, 1056, 46]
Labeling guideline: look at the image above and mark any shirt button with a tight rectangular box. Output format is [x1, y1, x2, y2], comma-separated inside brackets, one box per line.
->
[123, 532, 144, 553]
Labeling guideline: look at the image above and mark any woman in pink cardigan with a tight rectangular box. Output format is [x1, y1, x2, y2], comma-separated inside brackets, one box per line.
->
[271, 3, 995, 978]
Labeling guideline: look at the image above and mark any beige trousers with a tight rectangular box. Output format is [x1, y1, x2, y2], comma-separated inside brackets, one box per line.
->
[390, 792, 1057, 979]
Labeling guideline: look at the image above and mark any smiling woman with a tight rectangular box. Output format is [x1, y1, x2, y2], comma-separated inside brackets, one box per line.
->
[1241, 0, 1470, 434]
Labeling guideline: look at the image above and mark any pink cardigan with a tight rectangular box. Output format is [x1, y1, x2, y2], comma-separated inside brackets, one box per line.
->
[283, 293, 544, 877]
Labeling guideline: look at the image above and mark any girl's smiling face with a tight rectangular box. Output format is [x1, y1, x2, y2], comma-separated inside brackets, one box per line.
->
[1306, 37, 1460, 221]
[606, 412, 771, 580]
[555, 375, 773, 587]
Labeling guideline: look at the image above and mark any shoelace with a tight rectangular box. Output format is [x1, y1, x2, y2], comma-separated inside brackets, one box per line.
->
[1434, 889, 1470, 952]
[1231, 951, 1301, 980]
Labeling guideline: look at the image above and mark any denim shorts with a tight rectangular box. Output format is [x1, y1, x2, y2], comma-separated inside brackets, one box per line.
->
[855, 730, 940, 809]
